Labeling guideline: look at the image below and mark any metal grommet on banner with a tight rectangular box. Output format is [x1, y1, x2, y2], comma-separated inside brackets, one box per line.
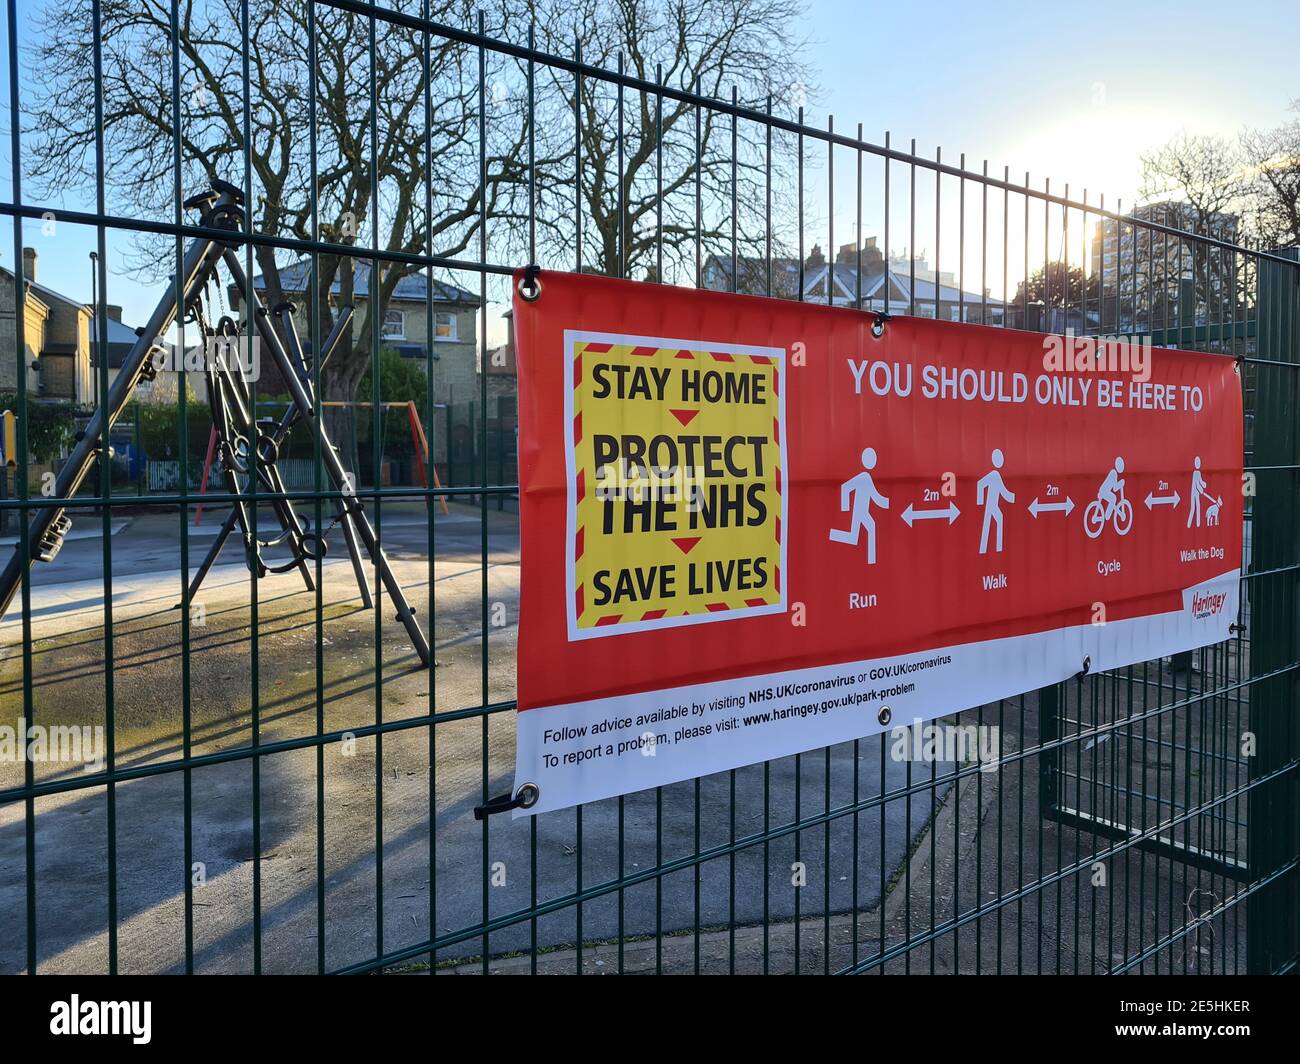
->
[473, 782, 540, 820]
[871, 312, 890, 339]
[517, 264, 543, 303]
[1078, 655, 1092, 678]
[877, 706, 892, 726]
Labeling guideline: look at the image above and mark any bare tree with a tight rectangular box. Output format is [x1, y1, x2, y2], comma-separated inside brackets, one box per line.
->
[1138, 133, 1250, 325]
[524, 0, 812, 284]
[24, 0, 813, 459]
[1140, 133, 1249, 233]
[25, 0, 529, 457]
[1241, 101, 1300, 250]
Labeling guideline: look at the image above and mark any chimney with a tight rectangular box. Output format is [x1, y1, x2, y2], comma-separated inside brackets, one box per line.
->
[836, 241, 858, 264]
[106, 304, 123, 322]
[21, 246, 36, 282]
[806, 243, 825, 269]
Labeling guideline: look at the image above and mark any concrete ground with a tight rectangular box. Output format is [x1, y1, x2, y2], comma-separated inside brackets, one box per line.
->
[441, 687, 1250, 975]
[0, 498, 950, 973]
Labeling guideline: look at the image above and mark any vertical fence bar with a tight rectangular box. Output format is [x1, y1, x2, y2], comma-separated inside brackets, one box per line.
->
[654, 59, 664, 976]
[238, 0, 262, 976]
[526, 18, 539, 974]
[420, 0, 436, 977]
[477, 8, 490, 975]
[309, 0, 327, 975]
[90, 0, 119, 976]
[168, 0, 194, 976]
[615, 48, 626, 975]
[366, 0, 382, 975]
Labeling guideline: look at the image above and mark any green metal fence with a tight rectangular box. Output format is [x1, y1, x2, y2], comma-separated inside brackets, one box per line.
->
[0, 2, 1295, 975]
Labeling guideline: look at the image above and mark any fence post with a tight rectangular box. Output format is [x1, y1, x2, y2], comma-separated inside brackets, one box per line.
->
[1037, 682, 1061, 819]
[134, 403, 144, 497]
[1247, 247, 1300, 973]
[1170, 281, 1199, 674]
[445, 400, 455, 490]
[497, 396, 505, 512]
[468, 401, 476, 506]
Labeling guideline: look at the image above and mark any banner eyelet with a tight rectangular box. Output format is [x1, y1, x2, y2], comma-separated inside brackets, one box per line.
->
[517, 266, 543, 303]
[473, 782, 540, 819]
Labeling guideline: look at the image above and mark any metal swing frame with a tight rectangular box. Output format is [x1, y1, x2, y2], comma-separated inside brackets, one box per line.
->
[0, 180, 432, 667]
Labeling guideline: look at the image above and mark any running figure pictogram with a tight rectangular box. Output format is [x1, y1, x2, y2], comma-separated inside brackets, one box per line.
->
[829, 447, 890, 564]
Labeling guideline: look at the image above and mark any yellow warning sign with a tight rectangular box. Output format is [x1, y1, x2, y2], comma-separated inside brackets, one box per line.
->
[567, 331, 786, 638]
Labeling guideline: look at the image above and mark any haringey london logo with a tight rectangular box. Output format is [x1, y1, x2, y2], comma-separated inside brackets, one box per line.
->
[1190, 590, 1228, 619]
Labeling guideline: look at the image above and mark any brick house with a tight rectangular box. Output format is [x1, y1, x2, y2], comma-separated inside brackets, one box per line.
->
[703, 238, 1003, 323]
[237, 260, 480, 462]
[0, 246, 169, 406]
[240, 259, 478, 389]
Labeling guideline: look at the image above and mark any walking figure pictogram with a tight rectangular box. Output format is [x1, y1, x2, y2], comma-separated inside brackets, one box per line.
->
[976, 448, 1015, 554]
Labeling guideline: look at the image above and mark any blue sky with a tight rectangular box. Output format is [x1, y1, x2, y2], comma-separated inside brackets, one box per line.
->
[803, 0, 1298, 206]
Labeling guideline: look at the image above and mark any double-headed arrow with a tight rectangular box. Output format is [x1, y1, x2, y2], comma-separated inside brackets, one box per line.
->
[1028, 496, 1074, 518]
[901, 501, 960, 526]
[1144, 490, 1181, 510]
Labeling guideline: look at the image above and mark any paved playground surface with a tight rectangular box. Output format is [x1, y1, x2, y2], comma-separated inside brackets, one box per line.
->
[0, 500, 945, 973]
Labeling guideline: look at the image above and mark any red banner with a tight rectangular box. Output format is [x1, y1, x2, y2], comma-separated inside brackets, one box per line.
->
[512, 269, 1243, 816]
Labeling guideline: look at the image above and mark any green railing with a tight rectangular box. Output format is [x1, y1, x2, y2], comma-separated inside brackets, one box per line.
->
[0, 2, 1295, 975]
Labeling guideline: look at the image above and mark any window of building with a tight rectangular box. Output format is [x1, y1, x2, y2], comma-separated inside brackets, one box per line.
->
[382, 309, 406, 340]
[434, 311, 457, 341]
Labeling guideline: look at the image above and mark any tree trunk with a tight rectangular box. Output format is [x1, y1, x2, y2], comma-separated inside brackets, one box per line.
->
[250, 244, 294, 396]
[322, 367, 364, 486]
[316, 255, 364, 481]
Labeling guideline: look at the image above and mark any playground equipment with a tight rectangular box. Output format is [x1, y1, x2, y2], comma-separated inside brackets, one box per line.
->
[0, 180, 432, 666]
[193, 399, 449, 525]
[189, 396, 449, 610]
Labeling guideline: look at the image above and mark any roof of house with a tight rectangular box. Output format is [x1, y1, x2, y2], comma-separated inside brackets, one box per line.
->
[704, 253, 993, 306]
[251, 259, 480, 306]
[0, 265, 77, 313]
[837, 265, 995, 306]
[703, 254, 802, 296]
[0, 263, 153, 369]
[90, 316, 150, 369]
[91, 316, 144, 347]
